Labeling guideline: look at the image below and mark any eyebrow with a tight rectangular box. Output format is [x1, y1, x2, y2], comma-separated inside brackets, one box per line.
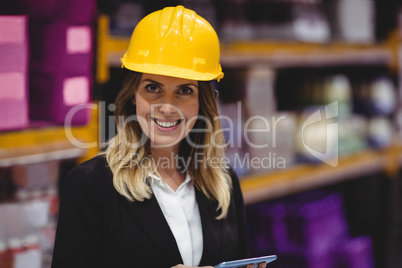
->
[140, 79, 198, 88]
[140, 79, 163, 86]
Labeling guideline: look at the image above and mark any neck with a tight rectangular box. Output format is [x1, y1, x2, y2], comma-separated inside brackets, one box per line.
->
[151, 145, 178, 160]
[151, 146, 186, 191]
[151, 145, 180, 172]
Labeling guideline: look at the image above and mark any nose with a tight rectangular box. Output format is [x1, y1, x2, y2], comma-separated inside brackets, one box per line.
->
[158, 103, 178, 115]
[156, 93, 180, 116]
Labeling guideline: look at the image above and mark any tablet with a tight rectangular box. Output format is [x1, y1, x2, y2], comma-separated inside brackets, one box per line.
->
[214, 255, 277, 268]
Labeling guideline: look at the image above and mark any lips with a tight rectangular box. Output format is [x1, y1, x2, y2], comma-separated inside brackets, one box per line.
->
[151, 117, 183, 128]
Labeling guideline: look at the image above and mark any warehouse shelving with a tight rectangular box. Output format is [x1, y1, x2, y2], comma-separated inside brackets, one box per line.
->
[96, 15, 399, 83]
[220, 40, 396, 68]
[240, 144, 402, 205]
[0, 104, 100, 167]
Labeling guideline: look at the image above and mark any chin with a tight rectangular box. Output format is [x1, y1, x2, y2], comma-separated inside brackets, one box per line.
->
[151, 137, 183, 148]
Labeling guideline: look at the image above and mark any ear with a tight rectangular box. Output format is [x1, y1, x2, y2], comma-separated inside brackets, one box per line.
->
[132, 97, 136, 105]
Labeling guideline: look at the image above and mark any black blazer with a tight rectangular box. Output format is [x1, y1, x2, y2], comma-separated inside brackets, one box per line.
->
[51, 155, 248, 268]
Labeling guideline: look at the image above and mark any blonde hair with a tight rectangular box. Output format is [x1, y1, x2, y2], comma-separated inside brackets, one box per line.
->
[104, 71, 232, 219]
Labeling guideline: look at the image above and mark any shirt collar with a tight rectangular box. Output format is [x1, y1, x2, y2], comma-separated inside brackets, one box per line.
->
[148, 172, 192, 191]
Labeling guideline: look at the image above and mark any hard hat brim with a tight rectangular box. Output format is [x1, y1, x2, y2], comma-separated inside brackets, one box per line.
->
[121, 58, 224, 82]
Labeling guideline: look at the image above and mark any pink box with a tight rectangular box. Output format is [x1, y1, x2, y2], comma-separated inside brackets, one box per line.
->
[29, 22, 93, 75]
[0, 44, 28, 72]
[0, 16, 29, 131]
[0, 16, 28, 73]
[4, 0, 96, 23]
[57, 0, 97, 24]
[30, 70, 92, 125]
[0, 72, 29, 130]
[0, 16, 26, 44]
[28, 20, 93, 126]
[3, 0, 57, 21]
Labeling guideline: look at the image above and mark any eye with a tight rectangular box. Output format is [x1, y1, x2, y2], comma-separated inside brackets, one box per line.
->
[145, 84, 160, 93]
[178, 86, 193, 95]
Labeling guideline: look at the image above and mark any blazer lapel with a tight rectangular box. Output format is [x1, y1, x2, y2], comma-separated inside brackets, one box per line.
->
[122, 194, 183, 266]
[196, 188, 223, 266]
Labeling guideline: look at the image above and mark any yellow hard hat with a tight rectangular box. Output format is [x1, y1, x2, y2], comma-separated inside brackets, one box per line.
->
[121, 5, 224, 81]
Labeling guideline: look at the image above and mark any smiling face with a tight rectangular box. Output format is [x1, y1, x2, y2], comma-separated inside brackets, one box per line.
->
[133, 73, 200, 150]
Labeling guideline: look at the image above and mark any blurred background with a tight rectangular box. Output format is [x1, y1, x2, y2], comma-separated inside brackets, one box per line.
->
[1, 0, 402, 267]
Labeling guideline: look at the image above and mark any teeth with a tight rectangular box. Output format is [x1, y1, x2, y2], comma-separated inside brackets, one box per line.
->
[155, 120, 179, 128]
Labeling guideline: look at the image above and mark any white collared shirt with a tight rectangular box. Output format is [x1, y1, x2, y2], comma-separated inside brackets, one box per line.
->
[149, 173, 203, 267]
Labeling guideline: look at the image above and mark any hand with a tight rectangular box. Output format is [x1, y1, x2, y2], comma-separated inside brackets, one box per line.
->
[247, 261, 267, 268]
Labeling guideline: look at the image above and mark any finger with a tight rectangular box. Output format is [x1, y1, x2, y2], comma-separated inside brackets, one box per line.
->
[257, 261, 267, 268]
[246, 264, 255, 268]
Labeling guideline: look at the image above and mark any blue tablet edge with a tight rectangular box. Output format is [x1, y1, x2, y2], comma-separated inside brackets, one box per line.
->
[214, 255, 278, 268]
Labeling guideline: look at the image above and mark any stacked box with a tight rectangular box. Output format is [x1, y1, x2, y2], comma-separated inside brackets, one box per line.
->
[25, 0, 96, 125]
[334, 236, 374, 268]
[29, 21, 93, 124]
[0, 16, 29, 131]
[247, 191, 349, 254]
[57, 0, 96, 24]
[4, 0, 57, 21]
[5, 0, 94, 23]
[269, 237, 374, 268]
[285, 191, 349, 252]
[29, 22, 93, 73]
[246, 190, 375, 268]
[269, 249, 332, 268]
[246, 202, 288, 256]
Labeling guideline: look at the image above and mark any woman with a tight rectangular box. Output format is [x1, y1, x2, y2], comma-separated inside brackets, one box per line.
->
[51, 5, 266, 268]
